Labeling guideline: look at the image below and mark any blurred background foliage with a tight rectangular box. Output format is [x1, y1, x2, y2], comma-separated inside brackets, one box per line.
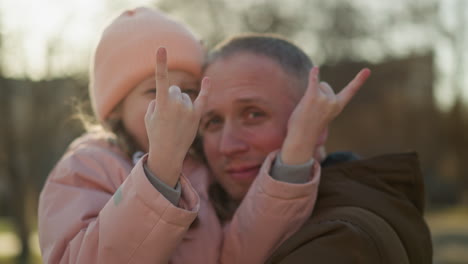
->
[0, 0, 467, 263]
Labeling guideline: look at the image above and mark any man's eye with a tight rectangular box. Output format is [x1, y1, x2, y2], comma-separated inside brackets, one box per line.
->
[245, 108, 266, 120]
[247, 111, 265, 119]
[242, 108, 267, 125]
[203, 117, 223, 131]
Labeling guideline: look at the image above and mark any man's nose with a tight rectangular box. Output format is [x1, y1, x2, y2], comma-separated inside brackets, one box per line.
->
[218, 123, 249, 156]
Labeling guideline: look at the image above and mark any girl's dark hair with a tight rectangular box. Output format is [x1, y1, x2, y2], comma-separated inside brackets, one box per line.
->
[73, 98, 139, 159]
[208, 182, 241, 223]
[74, 94, 204, 165]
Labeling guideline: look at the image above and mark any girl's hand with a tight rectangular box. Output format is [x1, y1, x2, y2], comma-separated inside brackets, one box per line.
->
[146, 47, 209, 187]
[281, 67, 371, 165]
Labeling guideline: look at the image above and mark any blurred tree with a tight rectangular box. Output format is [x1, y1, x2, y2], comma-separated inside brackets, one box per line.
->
[0, 9, 2, 75]
[0, 85, 32, 262]
[435, 0, 468, 204]
[0, 9, 32, 263]
[0, 77, 87, 263]
[155, 0, 438, 64]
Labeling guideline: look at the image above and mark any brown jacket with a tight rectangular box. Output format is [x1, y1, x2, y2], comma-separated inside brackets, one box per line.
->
[267, 152, 432, 264]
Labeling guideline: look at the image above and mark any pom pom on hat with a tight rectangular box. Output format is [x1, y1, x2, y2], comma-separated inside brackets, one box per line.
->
[90, 7, 204, 121]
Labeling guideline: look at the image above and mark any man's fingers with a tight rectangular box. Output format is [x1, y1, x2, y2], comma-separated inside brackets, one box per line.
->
[194, 77, 211, 115]
[337, 68, 371, 108]
[155, 47, 169, 101]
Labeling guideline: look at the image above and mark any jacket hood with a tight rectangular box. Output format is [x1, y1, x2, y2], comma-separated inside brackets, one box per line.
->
[67, 132, 124, 155]
[317, 152, 432, 263]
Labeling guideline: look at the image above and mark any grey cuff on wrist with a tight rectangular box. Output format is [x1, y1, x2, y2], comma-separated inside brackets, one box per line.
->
[143, 161, 182, 206]
[270, 153, 314, 184]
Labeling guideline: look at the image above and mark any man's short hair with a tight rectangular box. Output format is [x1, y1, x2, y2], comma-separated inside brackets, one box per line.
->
[206, 33, 313, 92]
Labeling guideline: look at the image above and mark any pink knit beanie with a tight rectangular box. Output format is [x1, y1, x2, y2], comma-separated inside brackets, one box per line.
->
[90, 7, 204, 121]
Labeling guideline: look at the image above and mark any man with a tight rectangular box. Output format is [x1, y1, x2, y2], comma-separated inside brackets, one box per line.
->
[199, 33, 432, 263]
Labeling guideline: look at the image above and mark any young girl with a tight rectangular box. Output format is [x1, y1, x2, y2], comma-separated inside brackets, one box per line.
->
[38, 7, 324, 264]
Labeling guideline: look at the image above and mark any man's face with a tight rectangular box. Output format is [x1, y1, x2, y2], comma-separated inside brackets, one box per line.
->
[200, 52, 299, 200]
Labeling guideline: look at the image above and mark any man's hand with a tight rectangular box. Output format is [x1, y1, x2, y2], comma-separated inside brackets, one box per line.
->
[281, 67, 371, 165]
[146, 47, 209, 187]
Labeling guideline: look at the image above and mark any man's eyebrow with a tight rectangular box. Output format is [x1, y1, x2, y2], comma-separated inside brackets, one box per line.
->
[234, 96, 269, 105]
[201, 97, 270, 120]
[201, 110, 217, 121]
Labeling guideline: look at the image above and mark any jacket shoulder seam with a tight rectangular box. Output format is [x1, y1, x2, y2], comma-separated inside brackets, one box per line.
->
[316, 216, 384, 263]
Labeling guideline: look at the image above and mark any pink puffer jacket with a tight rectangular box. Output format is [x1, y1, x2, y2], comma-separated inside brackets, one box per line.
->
[38, 132, 320, 263]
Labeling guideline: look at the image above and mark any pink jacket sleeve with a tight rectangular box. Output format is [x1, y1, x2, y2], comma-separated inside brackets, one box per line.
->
[220, 151, 321, 264]
[38, 148, 199, 264]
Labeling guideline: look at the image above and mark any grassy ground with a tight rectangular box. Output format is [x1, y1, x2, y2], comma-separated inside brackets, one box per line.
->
[0, 219, 40, 264]
[426, 206, 468, 264]
[0, 206, 467, 263]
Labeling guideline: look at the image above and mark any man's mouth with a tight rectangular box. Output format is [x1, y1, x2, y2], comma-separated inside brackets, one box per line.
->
[225, 164, 261, 181]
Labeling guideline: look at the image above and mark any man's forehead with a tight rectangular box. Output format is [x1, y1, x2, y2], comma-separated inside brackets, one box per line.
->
[202, 52, 300, 113]
[207, 52, 283, 76]
[205, 55, 288, 91]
